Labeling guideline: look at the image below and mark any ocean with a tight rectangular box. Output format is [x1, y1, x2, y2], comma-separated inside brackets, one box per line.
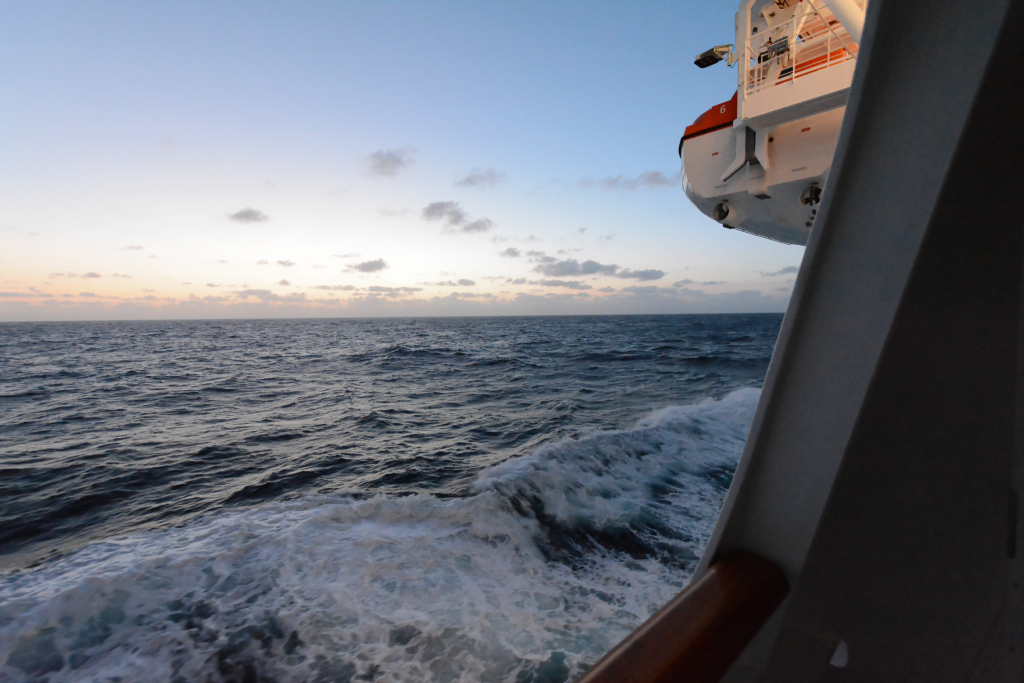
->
[0, 314, 781, 683]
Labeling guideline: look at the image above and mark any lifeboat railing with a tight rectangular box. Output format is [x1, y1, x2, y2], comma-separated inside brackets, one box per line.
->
[741, 0, 860, 99]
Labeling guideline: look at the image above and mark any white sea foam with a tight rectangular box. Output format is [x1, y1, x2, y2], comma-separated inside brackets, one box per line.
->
[0, 389, 759, 683]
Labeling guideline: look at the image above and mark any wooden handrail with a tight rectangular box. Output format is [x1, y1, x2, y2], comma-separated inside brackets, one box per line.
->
[575, 553, 789, 683]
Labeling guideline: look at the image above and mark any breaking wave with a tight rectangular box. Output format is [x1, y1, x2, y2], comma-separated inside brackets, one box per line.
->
[0, 389, 758, 683]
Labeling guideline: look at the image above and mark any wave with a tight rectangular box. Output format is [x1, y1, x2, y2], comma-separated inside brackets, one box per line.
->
[0, 389, 759, 683]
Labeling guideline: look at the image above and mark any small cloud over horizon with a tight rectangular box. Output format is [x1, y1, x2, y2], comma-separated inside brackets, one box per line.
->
[344, 258, 389, 273]
[421, 201, 493, 234]
[455, 168, 506, 189]
[761, 266, 799, 277]
[421, 279, 476, 287]
[580, 170, 679, 191]
[367, 147, 416, 178]
[228, 208, 269, 223]
[616, 269, 666, 282]
[533, 279, 593, 290]
[312, 284, 355, 291]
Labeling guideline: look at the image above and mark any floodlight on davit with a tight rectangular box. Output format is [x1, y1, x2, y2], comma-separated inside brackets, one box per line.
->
[680, 0, 866, 245]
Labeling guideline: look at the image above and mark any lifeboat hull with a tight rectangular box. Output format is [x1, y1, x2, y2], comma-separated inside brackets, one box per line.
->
[681, 104, 845, 245]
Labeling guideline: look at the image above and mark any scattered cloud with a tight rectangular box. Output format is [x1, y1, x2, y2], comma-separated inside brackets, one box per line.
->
[124, 245, 144, 251]
[79, 292, 99, 298]
[499, 247, 521, 258]
[598, 286, 616, 293]
[761, 266, 799, 277]
[422, 201, 467, 227]
[112, 273, 133, 279]
[366, 286, 423, 297]
[421, 201, 493, 234]
[206, 283, 220, 288]
[49, 271, 103, 279]
[615, 269, 666, 282]
[533, 258, 618, 277]
[701, 280, 727, 285]
[421, 279, 476, 287]
[235, 289, 309, 303]
[377, 208, 409, 218]
[367, 147, 416, 177]
[277, 279, 291, 286]
[148, 255, 157, 259]
[672, 279, 695, 287]
[462, 218, 492, 233]
[534, 279, 593, 290]
[257, 260, 268, 265]
[228, 208, 268, 223]
[619, 285, 667, 295]
[578, 227, 587, 234]
[581, 170, 679, 191]
[507, 278, 526, 285]
[445, 292, 495, 299]
[557, 248, 583, 255]
[333, 253, 361, 259]
[455, 168, 506, 189]
[312, 284, 356, 291]
[526, 250, 556, 263]
[344, 258, 388, 273]
[277, 260, 296, 267]
[181, 282, 192, 285]
[218, 259, 229, 264]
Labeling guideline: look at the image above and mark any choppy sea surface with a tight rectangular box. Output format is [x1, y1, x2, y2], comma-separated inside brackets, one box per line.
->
[0, 314, 781, 683]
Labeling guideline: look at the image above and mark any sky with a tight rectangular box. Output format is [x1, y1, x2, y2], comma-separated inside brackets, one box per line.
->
[0, 0, 804, 321]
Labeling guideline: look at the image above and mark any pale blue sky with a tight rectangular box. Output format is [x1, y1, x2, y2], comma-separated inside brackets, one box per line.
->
[0, 1, 803, 320]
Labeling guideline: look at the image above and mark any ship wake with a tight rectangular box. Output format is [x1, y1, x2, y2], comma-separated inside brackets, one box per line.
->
[0, 389, 758, 683]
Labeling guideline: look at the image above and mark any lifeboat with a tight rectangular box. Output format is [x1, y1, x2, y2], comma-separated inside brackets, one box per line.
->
[680, 0, 867, 245]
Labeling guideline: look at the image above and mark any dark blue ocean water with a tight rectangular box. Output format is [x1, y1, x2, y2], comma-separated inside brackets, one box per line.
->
[0, 314, 780, 683]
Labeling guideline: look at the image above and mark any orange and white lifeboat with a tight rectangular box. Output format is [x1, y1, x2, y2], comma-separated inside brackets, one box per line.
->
[680, 0, 867, 245]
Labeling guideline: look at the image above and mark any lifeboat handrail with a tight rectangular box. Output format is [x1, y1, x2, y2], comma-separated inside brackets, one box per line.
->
[742, 0, 859, 99]
[806, 0, 859, 58]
